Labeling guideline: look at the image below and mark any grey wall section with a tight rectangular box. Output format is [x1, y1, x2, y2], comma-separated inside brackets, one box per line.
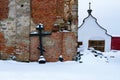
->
[15, 0, 30, 61]
[0, 0, 30, 61]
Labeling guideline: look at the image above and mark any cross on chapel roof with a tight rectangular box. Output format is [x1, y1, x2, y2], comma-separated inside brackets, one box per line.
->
[87, 2, 92, 15]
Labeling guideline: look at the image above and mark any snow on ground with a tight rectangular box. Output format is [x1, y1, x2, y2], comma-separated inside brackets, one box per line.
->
[0, 49, 120, 80]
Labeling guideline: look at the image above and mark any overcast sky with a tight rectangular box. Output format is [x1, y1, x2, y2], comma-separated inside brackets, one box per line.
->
[78, 0, 120, 36]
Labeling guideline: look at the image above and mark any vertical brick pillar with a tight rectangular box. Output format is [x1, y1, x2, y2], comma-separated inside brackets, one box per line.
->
[43, 32, 62, 62]
[62, 32, 77, 61]
[15, 0, 30, 61]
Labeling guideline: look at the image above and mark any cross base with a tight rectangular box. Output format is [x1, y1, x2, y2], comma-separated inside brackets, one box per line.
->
[38, 55, 46, 64]
[59, 55, 64, 62]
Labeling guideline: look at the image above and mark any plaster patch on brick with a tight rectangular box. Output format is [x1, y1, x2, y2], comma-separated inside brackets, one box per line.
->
[8, 0, 16, 18]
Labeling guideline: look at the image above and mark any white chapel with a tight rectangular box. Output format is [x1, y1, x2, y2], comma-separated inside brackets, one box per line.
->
[78, 3, 111, 52]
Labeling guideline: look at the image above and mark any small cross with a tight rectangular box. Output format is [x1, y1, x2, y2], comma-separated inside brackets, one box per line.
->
[87, 2, 92, 15]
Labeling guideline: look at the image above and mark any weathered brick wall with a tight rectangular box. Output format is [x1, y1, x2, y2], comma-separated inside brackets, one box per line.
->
[15, 0, 30, 61]
[43, 33, 62, 62]
[0, 0, 78, 62]
[0, 0, 16, 60]
[56, 0, 64, 17]
[30, 33, 62, 62]
[30, 36, 39, 61]
[0, 0, 30, 61]
[0, 32, 16, 59]
[31, 0, 64, 31]
[64, 0, 78, 33]
[30, 32, 77, 62]
[62, 32, 77, 61]
[0, 32, 5, 50]
[0, 32, 5, 59]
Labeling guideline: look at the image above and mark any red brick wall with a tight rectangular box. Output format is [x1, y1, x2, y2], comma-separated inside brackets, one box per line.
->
[30, 36, 40, 61]
[56, 0, 64, 17]
[0, 32, 16, 59]
[43, 33, 62, 62]
[0, 32, 5, 51]
[0, 0, 77, 62]
[31, 0, 64, 31]
[0, 0, 9, 20]
[62, 32, 77, 61]
[0, 0, 15, 59]
[30, 32, 77, 62]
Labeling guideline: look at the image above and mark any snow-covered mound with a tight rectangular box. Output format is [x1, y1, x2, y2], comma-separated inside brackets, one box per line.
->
[103, 50, 120, 64]
[80, 49, 108, 64]
[76, 47, 120, 64]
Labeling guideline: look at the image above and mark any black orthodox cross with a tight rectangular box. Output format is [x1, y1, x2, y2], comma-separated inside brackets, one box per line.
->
[88, 2, 92, 15]
[30, 23, 51, 64]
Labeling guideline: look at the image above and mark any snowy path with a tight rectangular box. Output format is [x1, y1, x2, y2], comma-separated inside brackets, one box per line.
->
[0, 60, 120, 80]
[0, 50, 120, 80]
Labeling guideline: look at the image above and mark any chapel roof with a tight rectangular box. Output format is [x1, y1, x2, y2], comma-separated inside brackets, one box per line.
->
[78, 2, 111, 37]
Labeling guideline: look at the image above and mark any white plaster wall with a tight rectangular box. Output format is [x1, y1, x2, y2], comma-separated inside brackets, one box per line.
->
[78, 15, 111, 52]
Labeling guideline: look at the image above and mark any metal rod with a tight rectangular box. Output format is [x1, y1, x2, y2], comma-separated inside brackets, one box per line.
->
[39, 25, 43, 55]
[89, 2, 91, 10]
